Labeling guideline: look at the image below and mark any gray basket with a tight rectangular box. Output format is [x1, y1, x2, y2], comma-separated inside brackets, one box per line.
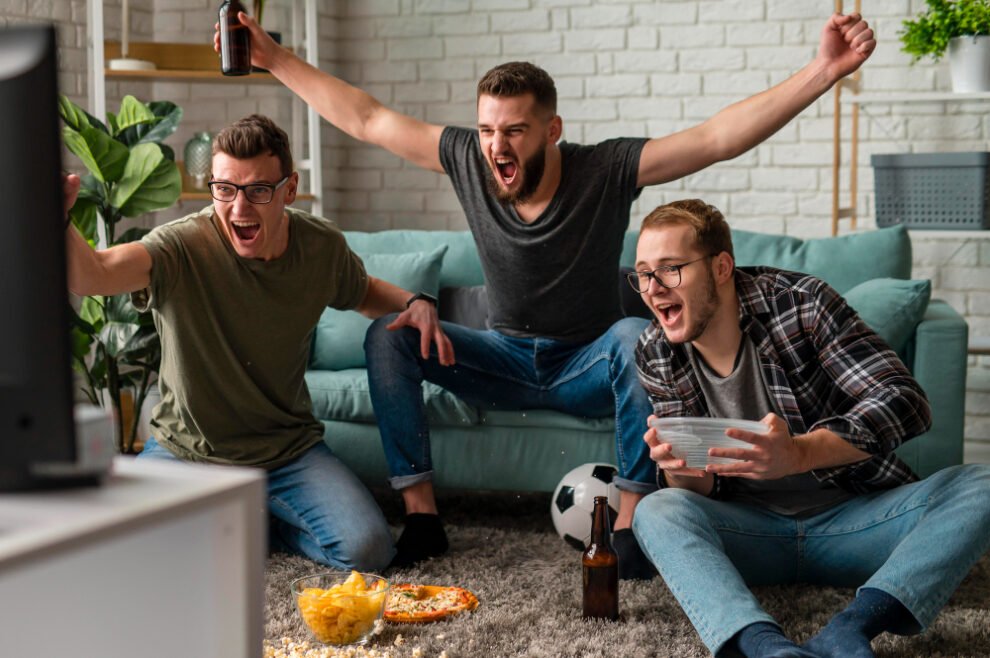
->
[871, 152, 990, 230]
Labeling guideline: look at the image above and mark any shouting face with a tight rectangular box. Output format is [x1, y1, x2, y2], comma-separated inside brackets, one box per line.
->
[477, 93, 559, 205]
[210, 151, 297, 261]
[635, 224, 721, 345]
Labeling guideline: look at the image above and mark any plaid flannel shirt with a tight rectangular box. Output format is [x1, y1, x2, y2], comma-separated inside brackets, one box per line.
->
[635, 267, 932, 494]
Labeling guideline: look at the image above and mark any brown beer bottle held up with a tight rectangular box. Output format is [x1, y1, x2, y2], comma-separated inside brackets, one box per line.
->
[582, 495, 619, 620]
[219, 0, 251, 76]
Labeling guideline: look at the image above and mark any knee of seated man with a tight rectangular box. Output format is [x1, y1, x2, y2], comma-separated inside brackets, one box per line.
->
[604, 317, 650, 355]
[633, 487, 706, 531]
[364, 313, 415, 355]
[327, 528, 395, 573]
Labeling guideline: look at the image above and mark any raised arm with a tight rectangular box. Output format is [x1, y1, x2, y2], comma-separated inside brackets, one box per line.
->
[637, 12, 875, 187]
[218, 13, 445, 173]
[63, 175, 152, 296]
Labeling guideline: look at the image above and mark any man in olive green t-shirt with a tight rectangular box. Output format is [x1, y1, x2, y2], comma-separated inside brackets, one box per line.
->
[63, 114, 453, 571]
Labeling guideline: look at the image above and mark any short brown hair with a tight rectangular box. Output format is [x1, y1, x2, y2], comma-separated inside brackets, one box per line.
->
[213, 114, 293, 178]
[640, 199, 734, 260]
[477, 62, 557, 116]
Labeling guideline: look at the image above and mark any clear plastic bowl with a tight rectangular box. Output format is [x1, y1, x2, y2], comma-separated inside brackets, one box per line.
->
[649, 417, 769, 469]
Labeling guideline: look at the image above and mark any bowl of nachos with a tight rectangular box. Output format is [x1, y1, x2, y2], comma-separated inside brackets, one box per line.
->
[291, 570, 389, 645]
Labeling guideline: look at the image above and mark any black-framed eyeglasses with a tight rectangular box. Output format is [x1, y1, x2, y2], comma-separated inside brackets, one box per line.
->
[208, 176, 289, 204]
[626, 255, 714, 293]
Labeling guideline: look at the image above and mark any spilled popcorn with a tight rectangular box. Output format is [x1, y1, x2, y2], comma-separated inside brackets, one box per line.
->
[263, 638, 446, 658]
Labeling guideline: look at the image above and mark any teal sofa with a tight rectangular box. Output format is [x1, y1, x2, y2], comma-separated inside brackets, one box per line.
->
[305, 225, 967, 492]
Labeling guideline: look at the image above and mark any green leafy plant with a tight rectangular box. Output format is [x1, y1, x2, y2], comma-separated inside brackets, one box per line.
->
[60, 94, 183, 453]
[253, 0, 265, 26]
[900, 0, 990, 62]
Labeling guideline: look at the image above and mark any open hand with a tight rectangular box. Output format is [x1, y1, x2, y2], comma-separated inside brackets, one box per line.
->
[706, 413, 806, 480]
[386, 301, 456, 366]
[818, 12, 876, 81]
[644, 415, 707, 479]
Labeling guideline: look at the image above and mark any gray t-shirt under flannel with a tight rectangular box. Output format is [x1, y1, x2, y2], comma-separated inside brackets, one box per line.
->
[687, 336, 852, 517]
[439, 126, 646, 344]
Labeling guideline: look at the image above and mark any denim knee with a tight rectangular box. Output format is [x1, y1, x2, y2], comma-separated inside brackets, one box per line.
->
[326, 525, 396, 573]
[364, 313, 421, 369]
[604, 317, 649, 361]
[633, 488, 705, 536]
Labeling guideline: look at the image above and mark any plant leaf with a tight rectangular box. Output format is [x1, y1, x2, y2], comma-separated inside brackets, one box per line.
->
[68, 198, 99, 243]
[58, 94, 90, 132]
[111, 95, 158, 138]
[79, 295, 106, 331]
[110, 142, 182, 216]
[62, 124, 129, 183]
[130, 101, 183, 146]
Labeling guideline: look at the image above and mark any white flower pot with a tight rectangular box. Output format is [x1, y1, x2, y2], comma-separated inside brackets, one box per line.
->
[948, 35, 990, 92]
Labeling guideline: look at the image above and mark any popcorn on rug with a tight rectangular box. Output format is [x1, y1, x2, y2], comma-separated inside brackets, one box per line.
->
[263, 638, 448, 658]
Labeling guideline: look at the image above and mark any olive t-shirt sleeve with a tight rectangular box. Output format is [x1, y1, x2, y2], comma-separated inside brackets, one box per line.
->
[325, 233, 368, 311]
[132, 211, 201, 312]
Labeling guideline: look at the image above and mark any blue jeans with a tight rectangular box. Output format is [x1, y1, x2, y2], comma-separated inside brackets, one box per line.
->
[632, 464, 990, 655]
[139, 438, 395, 571]
[364, 315, 655, 493]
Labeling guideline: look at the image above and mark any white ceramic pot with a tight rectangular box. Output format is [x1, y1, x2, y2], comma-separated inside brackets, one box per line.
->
[948, 35, 990, 92]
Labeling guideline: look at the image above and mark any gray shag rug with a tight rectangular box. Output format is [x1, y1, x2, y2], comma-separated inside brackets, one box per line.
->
[264, 491, 990, 657]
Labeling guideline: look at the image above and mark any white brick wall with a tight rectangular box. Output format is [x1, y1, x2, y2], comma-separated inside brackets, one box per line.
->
[7, 0, 990, 451]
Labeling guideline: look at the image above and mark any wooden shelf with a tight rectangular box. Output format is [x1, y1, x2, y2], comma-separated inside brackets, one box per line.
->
[104, 41, 277, 84]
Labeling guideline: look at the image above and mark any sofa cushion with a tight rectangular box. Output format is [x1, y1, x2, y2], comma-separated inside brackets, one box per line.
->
[620, 225, 912, 295]
[310, 246, 447, 370]
[344, 230, 484, 288]
[306, 369, 479, 426]
[844, 278, 932, 356]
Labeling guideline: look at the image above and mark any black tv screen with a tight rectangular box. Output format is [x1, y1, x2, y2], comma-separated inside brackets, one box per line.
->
[0, 25, 85, 490]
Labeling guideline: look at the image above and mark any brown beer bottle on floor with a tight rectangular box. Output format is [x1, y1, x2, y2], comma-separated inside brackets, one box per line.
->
[582, 496, 619, 620]
[219, 0, 251, 76]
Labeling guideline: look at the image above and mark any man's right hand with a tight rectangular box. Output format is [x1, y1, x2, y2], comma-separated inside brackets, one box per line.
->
[213, 11, 281, 72]
[643, 415, 711, 480]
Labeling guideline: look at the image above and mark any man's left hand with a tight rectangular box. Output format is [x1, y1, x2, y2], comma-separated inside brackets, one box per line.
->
[818, 12, 876, 82]
[706, 413, 807, 480]
[386, 300, 456, 366]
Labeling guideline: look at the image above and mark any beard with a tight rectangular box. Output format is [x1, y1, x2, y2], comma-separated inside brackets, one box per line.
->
[484, 145, 547, 205]
[681, 266, 720, 344]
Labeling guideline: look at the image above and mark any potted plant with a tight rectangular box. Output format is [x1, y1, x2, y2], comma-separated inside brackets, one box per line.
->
[899, 0, 990, 91]
[60, 94, 183, 453]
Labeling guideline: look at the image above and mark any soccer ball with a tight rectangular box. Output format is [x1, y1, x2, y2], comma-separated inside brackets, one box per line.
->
[551, 463, 620, 551]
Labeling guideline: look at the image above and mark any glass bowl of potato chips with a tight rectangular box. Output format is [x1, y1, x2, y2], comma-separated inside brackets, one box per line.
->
[291, 570, 390, 646]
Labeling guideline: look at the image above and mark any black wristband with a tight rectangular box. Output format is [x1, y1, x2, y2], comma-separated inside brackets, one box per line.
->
[405, 291, 438, 309]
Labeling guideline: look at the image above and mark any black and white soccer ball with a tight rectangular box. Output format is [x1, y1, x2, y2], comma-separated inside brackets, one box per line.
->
[551, 463, 620, 551]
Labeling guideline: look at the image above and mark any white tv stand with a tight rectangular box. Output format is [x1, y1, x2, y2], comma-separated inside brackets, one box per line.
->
[0, 456, 267, 658]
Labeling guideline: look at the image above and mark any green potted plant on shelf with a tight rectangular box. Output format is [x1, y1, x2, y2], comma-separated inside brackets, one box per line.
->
[899, 0, 990, 91]
[59, 94, 183, 454]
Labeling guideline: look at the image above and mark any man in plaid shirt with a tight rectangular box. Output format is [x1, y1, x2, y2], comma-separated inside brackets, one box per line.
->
[629, 199, 990, 658]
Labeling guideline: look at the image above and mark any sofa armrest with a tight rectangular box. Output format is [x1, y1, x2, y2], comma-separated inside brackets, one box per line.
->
[895, 299, 969, 477]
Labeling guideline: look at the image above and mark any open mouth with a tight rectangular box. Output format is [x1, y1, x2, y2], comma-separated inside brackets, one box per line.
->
[494, 157, 517, 185]
[656, 303, 683, 326]
[231, 220, 261, 243]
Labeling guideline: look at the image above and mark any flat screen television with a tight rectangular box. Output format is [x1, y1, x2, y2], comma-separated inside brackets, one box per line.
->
[0, 25, 110, 491]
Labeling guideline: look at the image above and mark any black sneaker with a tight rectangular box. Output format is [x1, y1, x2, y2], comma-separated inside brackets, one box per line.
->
[613, 528, 658, 581]
[390, 513, 449, 568]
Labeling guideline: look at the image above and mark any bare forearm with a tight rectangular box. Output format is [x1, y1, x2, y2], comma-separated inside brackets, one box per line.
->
[794, 427, 871, 472]
[66, 228, 150, 296]
[665, 471, 715, 496]
[356, 277, 410, 319]
[704, 58, 833, 161]
[268, 47, 383, 144]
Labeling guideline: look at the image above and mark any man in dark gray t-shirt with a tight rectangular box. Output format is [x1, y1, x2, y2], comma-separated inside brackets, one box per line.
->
[229, 9, 878, 575]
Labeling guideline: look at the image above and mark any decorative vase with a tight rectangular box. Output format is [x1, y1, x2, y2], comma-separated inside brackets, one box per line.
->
[948, 35, 990, 93]
[183, 132, 212, 190]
